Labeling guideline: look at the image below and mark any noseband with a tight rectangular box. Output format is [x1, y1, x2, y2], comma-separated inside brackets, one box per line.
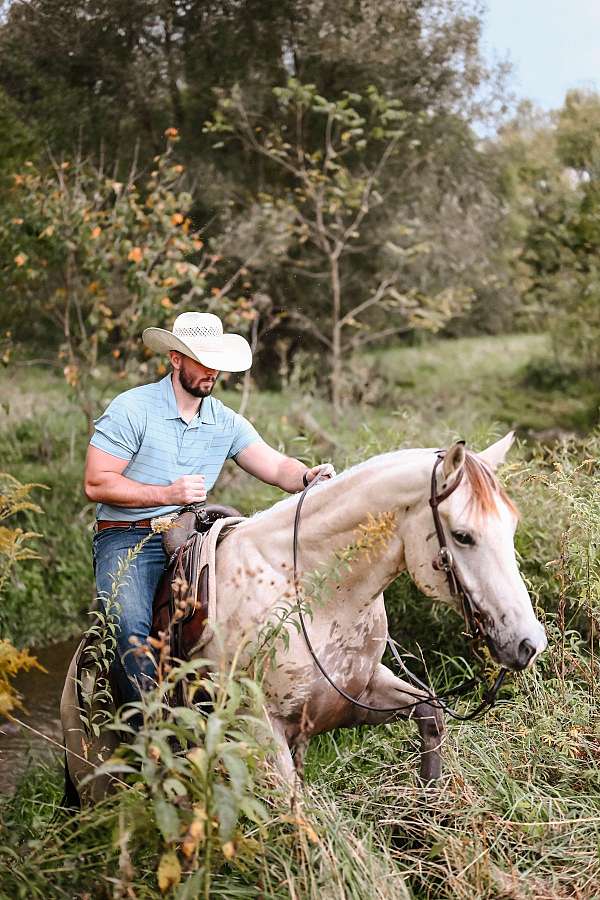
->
[293, 451, 508, 720]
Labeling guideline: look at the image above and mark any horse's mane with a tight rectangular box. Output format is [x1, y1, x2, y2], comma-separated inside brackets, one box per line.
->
[464, 451, 518, 519]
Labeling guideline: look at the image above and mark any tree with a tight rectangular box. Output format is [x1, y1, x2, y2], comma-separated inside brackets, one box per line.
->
[495, 93, 600, 370]
[206, 79, 472, 418]
[0, 1, 505, 173]
[0, 131, 215, 432]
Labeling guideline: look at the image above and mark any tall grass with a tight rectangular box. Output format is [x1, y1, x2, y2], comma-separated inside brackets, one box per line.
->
[1, 334, 600, 897]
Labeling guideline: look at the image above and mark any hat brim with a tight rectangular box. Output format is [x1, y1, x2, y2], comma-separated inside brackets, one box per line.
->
[142, 328, 252, 372]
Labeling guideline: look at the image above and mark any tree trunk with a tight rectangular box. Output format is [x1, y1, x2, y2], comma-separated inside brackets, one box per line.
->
[330, 254, 342, 424]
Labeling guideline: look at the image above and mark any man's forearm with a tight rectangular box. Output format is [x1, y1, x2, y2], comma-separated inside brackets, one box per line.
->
[274, 457, 309, 493]
[85, 472, 173, 508]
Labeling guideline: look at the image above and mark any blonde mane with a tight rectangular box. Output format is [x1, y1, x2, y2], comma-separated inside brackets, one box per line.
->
[464, 451, 518, 519]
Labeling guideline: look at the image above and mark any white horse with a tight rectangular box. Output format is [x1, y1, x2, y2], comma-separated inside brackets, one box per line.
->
[61, 433, 547, 801]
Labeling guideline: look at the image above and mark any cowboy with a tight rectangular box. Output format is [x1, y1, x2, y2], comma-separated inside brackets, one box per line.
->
[84, 311, 335, 707]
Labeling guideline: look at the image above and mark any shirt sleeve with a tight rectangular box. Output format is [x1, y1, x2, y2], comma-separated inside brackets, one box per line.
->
[227, 413, 262, 459]
[89, 395, 145, 461]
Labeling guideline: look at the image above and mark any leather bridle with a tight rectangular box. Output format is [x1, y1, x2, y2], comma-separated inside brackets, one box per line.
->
[293, 451, 508, 721]
[429, 450, 482, 642]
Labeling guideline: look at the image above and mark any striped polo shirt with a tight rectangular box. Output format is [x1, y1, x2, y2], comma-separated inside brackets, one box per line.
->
[90, 375, 261, 522]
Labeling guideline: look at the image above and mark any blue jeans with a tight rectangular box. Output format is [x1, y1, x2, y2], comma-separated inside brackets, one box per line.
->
[92, 527, 167, 707]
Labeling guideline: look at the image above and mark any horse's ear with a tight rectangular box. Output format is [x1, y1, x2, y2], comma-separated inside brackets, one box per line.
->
[478, 431, 515, 471]
[442, 440, 466, 480]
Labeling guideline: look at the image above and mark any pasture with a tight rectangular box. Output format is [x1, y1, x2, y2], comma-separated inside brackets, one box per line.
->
[1, 332, 599, 899]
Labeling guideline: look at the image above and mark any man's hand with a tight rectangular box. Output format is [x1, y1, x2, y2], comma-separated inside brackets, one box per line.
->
[167, 474, 207, 506]
[302, 463, 336, 487]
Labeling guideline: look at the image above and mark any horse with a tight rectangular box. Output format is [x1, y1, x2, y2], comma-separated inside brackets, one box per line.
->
[61, 432, 547, 803]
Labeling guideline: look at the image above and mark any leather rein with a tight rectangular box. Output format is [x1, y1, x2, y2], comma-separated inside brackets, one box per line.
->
[293, 451, 508, 721]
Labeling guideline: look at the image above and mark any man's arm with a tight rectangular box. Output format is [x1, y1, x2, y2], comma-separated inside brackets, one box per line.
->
[84, 446, 208, 508]
[234, 442, 335, 493]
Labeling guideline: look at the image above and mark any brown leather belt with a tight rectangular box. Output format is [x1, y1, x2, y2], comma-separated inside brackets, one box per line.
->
[96, 519, 153, 532]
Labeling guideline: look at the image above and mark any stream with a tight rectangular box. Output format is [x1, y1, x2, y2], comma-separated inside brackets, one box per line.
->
[0, 638, 79, 794]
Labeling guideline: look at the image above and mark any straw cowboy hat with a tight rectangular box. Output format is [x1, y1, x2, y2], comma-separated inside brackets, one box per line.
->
[142, 312, 252, 372]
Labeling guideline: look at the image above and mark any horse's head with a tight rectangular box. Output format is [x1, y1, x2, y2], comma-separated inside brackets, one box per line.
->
[403, 433, 547, 671]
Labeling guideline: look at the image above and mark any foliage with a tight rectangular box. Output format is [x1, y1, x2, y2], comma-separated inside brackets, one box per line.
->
[0, 1, 504, 167]
[0, 0, 512, 385]
[0, 132, 212, 431]
[0, 640, 42, 718]
[0, 473, 44, 716]
[0, 86, 37, 187]
[0, 472, 44, 599]
[96, 652, 272, 898]
[495, 90, 600, 371]
[207, 78, 474, 417]
[1, 335, 600, 895]
[0, 384, 95, 646]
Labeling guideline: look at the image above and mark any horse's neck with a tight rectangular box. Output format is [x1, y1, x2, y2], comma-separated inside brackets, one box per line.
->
[245, 449, 433, 601]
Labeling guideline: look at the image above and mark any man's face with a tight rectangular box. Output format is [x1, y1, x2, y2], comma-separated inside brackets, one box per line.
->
[176, 354, 219, 398]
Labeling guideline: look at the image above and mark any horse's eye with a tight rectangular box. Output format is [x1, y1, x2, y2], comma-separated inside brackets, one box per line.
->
[452, 530, 475, 546]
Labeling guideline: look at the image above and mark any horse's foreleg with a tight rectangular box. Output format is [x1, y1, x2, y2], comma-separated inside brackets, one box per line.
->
[266, 713, 296, 788]
[356, 663, 445, 783]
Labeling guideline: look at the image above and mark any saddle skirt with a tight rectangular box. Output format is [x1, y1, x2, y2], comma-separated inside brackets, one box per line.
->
[151, 513, 245, 661]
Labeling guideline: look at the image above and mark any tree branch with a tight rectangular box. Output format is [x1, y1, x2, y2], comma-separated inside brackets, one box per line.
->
[285, 309, 333, 349]
[338, 275, 397, 326]
[344, 324, 412, 351]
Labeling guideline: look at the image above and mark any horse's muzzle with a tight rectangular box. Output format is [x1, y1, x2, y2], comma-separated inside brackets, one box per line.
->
[486, 627, 547, 671]
[516, 638, 537, 670]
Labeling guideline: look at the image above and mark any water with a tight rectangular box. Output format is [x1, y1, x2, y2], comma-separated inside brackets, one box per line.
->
[0, 638, 79, 793]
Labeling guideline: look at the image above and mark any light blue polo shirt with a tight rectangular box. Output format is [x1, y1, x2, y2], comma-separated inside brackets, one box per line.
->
[90, 375, 261, 521]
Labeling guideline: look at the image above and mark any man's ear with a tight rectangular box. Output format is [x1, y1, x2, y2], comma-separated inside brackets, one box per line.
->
[478, 431, 515, 471]
[442, 440, 466, 481]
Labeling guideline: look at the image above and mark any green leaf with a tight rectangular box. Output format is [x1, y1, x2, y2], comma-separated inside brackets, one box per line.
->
[163, 777, 188, 799]
[205, 715, 225, 756]
[174, 871, 204, 899]
[220, 752, 248, 798]
[213, 783, 239, 841]
[153, 795, 181, 843]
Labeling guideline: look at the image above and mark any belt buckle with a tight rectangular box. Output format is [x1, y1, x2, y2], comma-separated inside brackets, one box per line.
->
[150, 512, 178, 533]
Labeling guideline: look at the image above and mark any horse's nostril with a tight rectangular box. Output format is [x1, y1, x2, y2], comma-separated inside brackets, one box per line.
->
[518, 638, 536, 668]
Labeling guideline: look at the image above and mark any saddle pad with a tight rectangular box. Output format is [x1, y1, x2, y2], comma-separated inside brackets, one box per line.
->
[194, 515, 245, 650]
[151, 515, 245, 658]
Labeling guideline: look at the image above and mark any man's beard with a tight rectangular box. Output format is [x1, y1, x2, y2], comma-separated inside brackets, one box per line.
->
[179, 364, 217, 398]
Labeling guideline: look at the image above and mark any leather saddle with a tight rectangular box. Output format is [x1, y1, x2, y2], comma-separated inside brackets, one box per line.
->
[150, 503, 240, 663]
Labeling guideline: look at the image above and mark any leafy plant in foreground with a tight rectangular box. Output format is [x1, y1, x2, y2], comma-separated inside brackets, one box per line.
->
[0, 472, 44, 714]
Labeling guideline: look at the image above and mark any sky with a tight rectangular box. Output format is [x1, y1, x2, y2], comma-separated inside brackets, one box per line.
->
[483, 0, 600, 111]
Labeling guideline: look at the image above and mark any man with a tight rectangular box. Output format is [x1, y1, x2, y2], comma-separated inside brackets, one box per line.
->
[84, 311, 334, 706]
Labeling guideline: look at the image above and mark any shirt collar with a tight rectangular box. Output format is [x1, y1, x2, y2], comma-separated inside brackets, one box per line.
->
[160, 374, 216, 425]
[198, 396, 216, 425]
[160, 375, 181, 419]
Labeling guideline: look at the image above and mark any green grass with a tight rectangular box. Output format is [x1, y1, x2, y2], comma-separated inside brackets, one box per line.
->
[1, 332, 599, 897]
